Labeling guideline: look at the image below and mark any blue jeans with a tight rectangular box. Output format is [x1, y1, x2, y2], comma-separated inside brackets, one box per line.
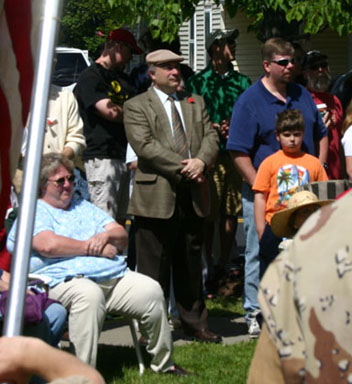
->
[242, 183, 260, 321]
[73, 168, 90, 201]
[43, 303, 67, 346]
[259, 223, 281, 278]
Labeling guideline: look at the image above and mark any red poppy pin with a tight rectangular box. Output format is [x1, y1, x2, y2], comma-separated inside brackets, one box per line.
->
[47, 118, 57, 127]
[188, 97, 195, 104]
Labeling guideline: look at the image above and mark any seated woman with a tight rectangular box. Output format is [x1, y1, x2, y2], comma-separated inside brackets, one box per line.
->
[0, 268, 66, 347]
[7, 153, 189, 376]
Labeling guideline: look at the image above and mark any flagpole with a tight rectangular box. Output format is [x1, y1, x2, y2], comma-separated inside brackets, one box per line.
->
[3, 0, 63, 337]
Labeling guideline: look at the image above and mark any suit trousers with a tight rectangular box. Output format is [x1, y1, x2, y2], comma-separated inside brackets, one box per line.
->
[49, 271, 173, 371]
[135, 183, 208, 333]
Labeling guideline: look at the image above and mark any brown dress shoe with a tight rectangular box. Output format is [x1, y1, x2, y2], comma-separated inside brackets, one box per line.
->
[188, 329, 222, 343]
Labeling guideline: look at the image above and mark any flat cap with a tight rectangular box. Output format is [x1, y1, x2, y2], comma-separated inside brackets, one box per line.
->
[206, 29, 239, 52]
[146, 49, 184, 65]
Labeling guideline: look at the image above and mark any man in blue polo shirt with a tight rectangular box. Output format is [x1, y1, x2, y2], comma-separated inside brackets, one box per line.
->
[226, 37, 328, 338]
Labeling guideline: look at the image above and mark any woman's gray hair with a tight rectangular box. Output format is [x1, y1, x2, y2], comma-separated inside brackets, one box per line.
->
[39, 153, 74, 196]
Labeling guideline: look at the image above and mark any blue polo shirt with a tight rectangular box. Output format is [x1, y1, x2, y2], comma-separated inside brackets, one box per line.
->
[226, 78, 327, 170]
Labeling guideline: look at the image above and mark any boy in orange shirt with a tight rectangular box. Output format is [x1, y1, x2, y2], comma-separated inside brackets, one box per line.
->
[253, 109, 328, 276]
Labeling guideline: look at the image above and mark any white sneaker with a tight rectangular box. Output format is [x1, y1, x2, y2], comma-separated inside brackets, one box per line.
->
[247, 310, 261, 339]
[168, 316, 182, 330]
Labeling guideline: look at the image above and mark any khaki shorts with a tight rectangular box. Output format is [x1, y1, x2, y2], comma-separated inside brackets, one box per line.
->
[207, 152, 242, 220]
[84, 158, 130, 222]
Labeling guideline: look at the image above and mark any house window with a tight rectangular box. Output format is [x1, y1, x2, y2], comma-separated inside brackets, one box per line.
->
[205, 7, 211, 38]
[189, 17, 196, 69]
[205, 7, 212, 63]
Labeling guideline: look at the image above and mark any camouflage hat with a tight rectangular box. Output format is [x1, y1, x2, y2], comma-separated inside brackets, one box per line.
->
[205, 29, 239, 52]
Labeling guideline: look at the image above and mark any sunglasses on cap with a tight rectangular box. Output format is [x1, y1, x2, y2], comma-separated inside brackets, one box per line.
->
[309, 62, 329, 71]
[48, 174, 75, 187]
[271, 58, 295, 67]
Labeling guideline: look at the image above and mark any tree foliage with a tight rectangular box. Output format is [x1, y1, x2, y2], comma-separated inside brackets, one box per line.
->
[224, 0, 352, 40]
[59, 0, 114, 57]
[59, 0, 199, 54]
[60, 0, 352, 52]
[107, 0, 198, 42]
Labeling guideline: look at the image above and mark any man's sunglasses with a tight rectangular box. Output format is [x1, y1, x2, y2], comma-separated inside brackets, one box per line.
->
[271, 58, 295, 67]
[309, 62, 329, 71]
[48, 174, 75, 187]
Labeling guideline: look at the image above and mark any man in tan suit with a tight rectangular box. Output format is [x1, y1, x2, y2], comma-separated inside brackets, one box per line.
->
[124, 50, 221, 342]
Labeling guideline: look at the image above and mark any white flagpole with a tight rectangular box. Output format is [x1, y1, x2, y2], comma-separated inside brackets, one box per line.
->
[4, 0, 63, 337]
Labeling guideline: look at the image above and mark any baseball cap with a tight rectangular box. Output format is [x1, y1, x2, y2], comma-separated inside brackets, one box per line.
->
[206, 29, 239, 52]
[107, 28, 143, 55]
[302, 50, 328, 69]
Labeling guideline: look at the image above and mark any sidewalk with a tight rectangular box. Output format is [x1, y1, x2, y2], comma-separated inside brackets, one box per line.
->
[98, 315, 250, 347]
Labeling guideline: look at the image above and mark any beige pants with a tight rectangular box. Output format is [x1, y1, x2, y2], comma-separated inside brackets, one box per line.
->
[49, 271, 173, 371]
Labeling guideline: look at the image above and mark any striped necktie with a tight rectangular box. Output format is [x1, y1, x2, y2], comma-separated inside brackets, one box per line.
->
[168, 96, 189, 159]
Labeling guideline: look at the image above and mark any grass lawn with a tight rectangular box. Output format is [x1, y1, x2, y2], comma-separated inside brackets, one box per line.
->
[96, 297, 257, 383]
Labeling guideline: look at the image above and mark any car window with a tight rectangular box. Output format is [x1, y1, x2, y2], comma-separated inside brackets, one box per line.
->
[53, 53, 88, 87]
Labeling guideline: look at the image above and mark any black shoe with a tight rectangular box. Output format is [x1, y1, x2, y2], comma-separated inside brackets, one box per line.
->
[187, 328, 222, 343]
[165, 364, 193, 376]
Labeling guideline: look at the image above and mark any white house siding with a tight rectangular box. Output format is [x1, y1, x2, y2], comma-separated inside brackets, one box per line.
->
[179, 8, 263, 81]
[180, 4, 351, 82]
[308, 30, 350, 77]
[179, 1, 223, 72]
[224, 11, 263, 82]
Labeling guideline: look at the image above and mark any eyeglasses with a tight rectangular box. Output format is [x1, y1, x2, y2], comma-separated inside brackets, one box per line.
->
[309, 62, 329, 71]
[48, 174, 75, 187]
[271, 58, 295, 67]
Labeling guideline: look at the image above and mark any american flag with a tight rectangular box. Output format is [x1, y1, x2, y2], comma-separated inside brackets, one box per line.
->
[0, 0, 43, 269]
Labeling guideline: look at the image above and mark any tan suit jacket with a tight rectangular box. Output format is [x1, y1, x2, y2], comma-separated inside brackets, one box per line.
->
[124, 87, 218, 219]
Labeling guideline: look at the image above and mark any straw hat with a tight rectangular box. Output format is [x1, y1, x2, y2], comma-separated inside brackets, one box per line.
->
[271, 190, 334, 238]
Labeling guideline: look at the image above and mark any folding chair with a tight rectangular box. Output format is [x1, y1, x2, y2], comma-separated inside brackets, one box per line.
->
[129, 319, 145, 376]
[296, 179, 352, 200]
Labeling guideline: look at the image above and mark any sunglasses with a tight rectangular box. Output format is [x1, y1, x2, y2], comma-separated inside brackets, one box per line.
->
[48, 174, 75, 187]
[215, 37, 237, 47]
[271, 58, 295, 67]
[309, 62, 329, 71]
